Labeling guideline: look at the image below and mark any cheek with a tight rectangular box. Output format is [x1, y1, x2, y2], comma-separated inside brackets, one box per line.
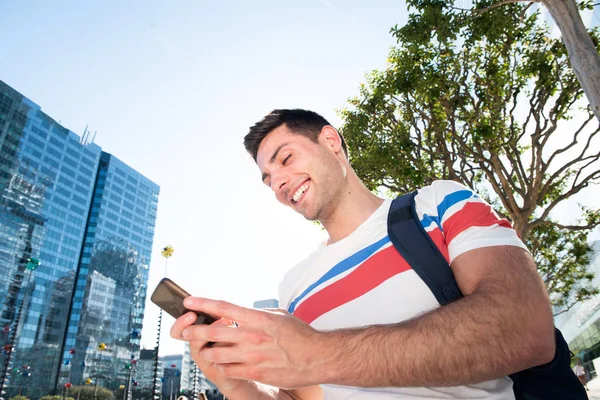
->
[275, 192, 288, 205]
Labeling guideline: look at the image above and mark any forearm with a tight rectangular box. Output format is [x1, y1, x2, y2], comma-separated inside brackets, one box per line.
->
[222, 381, 296, 400]
[315, 286, 554, 388]
[223, 381, 316, 400]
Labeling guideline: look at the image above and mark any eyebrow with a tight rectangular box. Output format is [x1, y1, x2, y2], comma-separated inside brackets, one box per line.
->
[261, 142, 290, 182]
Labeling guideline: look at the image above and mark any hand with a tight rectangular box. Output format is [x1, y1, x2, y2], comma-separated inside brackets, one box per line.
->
[170, 311, 247, 393]
[177, 297, 328, 389]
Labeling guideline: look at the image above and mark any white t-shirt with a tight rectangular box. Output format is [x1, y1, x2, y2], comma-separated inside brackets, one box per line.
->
[279, 180, 527, 399]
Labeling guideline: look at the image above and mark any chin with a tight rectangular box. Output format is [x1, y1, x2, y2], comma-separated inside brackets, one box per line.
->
[303, 208, 322, 222]
[303, 214, 318, 222]
[295, 200, 321, 221]
[296, 207, 317, 221]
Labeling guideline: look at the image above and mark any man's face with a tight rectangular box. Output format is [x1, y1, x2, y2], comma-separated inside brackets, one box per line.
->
[256, 124, 346, 221]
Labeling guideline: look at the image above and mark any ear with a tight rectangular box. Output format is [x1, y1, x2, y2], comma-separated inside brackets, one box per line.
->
[318, 125, 343, 154]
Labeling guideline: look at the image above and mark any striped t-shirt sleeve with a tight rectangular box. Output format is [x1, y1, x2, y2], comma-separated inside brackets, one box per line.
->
[414, 180, 528, 263]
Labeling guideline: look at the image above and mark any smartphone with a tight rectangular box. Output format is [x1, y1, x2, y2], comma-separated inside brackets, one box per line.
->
[150, 278, 218, 325]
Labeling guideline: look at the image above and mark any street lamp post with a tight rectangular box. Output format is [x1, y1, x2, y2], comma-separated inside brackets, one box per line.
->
[93, 342, 106, 400]
[123, 355, 137, 400]
[192, 365, 199, 400]
[152, 245, 174, 400]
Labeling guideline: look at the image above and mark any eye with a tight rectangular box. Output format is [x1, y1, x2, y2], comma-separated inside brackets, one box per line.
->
[262, 175, 270, 187]
[282, 154, 291, 165]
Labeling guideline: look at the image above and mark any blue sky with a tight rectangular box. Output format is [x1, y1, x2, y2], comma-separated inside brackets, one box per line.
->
[0, 0, 409, 355]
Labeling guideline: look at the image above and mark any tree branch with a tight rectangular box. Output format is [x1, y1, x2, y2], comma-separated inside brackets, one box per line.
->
[474, 0, 537, 15]
[530, 170, 600, 229]
[544, 113, 595, 169]
[538, 129, 600, 201]
[530, 219, 600, 232]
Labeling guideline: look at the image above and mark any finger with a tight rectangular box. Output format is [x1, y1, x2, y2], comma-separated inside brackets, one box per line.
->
[181, 318, 231, 351]
[217, 363, 259, 382]
[184, 297, 262, 325]
[170, 311, 199, 340]
[199, 344, 265, 365]
[189, 339, 234, 357]
[182, 323, 263, 345]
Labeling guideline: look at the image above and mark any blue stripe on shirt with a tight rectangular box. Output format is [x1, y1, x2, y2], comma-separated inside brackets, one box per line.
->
[288, 235, 391, 313]
[420, 189, 477, 230]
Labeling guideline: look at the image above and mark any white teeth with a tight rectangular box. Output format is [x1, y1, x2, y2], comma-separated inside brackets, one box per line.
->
[292, 182, 309, 202]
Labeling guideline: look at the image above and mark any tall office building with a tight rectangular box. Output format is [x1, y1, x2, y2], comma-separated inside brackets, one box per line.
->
[555, 241, 600, 378]
[0, 80, 159, 398]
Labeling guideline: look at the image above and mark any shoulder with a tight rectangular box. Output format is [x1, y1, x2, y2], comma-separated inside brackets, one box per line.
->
[413, 180, 526, 262]
[413, 180, 478, 220]
[415, 180, 476, 204]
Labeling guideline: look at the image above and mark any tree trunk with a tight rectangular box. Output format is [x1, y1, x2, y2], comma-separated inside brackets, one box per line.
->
[541, 0, 600, 124]
[511, 215, 530, 242]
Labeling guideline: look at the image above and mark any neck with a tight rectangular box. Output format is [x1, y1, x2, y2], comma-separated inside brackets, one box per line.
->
[321, 174, 384, 245]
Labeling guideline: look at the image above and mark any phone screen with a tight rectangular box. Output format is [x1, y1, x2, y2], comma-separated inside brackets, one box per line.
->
[150, 278, 217, 325]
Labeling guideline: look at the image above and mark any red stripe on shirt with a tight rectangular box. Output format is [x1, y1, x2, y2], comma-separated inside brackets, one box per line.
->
[426, 227, 450, 263]
[442, 201, 512, 244]
[293, 245, 411, 324]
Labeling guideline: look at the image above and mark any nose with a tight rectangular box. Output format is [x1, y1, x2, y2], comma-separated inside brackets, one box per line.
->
[270, 170, 289, 194]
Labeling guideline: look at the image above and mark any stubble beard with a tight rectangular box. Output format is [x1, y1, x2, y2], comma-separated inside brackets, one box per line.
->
[302, 150, 346, 222]
[303, 177, 344, 223]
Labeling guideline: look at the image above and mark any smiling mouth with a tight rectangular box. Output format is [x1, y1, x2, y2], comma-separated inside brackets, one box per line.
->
[291, 180, 310, 204]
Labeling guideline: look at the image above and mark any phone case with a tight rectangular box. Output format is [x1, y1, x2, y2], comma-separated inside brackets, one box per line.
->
[150, 278, 217, 325]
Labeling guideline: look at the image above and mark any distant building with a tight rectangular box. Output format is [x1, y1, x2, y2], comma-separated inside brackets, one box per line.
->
[555, 241, 600, 379]
[160, 353, 183, 399]
[178, 343, 223, 399]
[253, 299, 279, 309]
[136, 348, 163, 391]
[162, 367, 182, 399]
[161, 353, 183, 371]
[181, 342, 194, 391]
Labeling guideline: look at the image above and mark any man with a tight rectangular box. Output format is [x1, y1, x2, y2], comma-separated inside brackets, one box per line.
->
[574, 361, 587, 390]
[171, 109, 556, 399]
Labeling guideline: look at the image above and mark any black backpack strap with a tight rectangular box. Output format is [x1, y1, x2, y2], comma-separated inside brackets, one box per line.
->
[388, 192, 587, 399]
[387, 191, 463, 305]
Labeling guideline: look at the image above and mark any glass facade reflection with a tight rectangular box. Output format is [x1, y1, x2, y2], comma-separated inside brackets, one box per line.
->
[0, 80, 159, 398]
[556, 241, 600, 380]
[59, 152, 159, 390]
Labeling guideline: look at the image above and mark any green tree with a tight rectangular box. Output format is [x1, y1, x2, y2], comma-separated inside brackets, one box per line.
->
[449, 0, 600, 124]
[64, 386, 114, 400]
[339, 1, 600, 313]
[10, 396, 29, 400]
[40, 396, 74, 400]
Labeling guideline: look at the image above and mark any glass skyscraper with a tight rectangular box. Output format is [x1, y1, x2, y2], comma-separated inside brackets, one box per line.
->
[0, 80, 159, 398]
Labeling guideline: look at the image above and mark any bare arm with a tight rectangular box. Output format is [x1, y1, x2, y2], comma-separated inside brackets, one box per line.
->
[315, 245, 555, 387]
[171, 310, 323, 400]
[221, 382, 322, 400]
[181, 247, 554, 389]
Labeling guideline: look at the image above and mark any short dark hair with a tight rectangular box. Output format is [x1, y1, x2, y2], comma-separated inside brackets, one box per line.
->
[244, 109, 347, 161]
